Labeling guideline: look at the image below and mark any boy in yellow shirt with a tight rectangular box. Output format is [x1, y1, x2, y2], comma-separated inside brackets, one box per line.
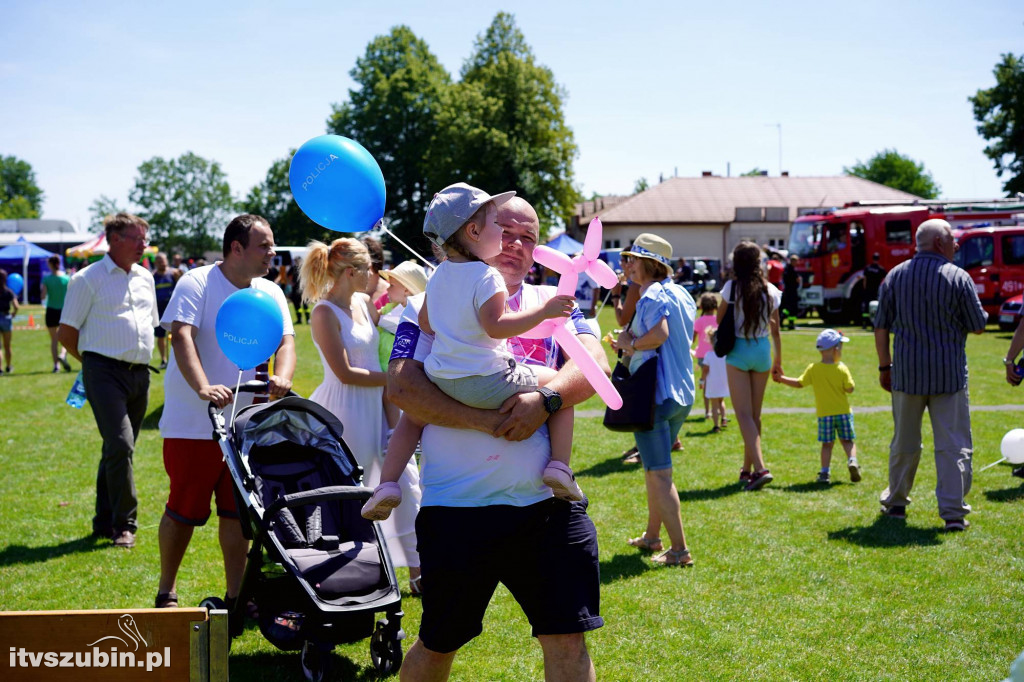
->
[775, 329, 861, 484]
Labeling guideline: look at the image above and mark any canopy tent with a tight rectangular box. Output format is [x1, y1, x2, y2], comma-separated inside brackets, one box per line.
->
[65, 233, 158, 259]
[0, 237, 57, 304]
[545, 233, 585, 255]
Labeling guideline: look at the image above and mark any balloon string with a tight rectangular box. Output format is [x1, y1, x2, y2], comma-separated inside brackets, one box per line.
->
[978, 457, 1007, 472]
[230, 370, 242, 427]
[378, 223, 436, 271]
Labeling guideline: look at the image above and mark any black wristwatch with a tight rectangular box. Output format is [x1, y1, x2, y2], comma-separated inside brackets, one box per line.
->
[537, 387, 563, 414]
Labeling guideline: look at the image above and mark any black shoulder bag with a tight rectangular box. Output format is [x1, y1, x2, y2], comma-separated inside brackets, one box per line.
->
[603, 315, 659, 433]
[713, 283, 737, 357]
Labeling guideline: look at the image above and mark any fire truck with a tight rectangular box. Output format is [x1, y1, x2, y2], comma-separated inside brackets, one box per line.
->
[787, 199, 1024, 323]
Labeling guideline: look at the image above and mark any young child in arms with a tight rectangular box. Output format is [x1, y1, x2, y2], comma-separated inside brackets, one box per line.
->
[362, 183, 581, 520]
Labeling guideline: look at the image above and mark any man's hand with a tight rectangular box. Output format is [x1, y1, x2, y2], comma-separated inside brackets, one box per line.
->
[268, 374, 293, 397]
[879, 369, 892, 393]
[1006, 364, 1022, 387]
[199, 384, 233, 408]
[495, 391, 548, 441]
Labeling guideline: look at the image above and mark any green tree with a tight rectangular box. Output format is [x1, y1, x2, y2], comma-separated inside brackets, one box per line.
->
[327, 26, 450, 251]
[970, 53, 1024, 196]
[430, 12, 580, 235]
[844, 149, 940, 199]
[633, 178, 649, 193]
[741, 168, 767, 177]
[87, 195, 124, 233]
[0, 155, 44, 218]
[129, 152, 236, 256]
[241, 154, 330, 247]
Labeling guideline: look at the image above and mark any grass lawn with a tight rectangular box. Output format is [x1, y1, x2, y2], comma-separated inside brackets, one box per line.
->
[2, 304, 1023, 680]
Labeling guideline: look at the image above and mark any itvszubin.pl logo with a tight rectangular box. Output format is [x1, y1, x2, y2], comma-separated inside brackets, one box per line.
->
[8, 614, 171, 671]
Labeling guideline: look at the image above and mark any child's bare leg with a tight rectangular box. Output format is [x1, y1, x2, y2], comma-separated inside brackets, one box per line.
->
[820, 440, 834, 470]
[380, 413, 424, 484]
[712, 398, 724, 427]
[362, 413, 424, 520]
[546, 407, 574, 466]
[534, 366, 583, 501]
[700, 364, 710, 416]
[841, 439, 861, 482]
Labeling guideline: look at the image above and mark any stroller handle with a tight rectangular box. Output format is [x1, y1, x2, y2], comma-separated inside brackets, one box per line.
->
[206, 380, 301, 419]
[264, 485, 373, 523]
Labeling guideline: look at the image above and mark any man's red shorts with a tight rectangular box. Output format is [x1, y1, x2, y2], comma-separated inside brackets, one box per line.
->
[163, 438, 239, 526]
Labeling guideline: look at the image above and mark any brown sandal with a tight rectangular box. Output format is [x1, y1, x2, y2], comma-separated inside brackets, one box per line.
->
[155, 591, 179, 608]
[651, 548, 694, 567]
[626, 534, 663, 552]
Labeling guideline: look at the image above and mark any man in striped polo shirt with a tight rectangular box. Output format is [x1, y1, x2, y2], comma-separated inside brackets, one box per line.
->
[59, 212, 159, 549]
[874, 218, 987, 531]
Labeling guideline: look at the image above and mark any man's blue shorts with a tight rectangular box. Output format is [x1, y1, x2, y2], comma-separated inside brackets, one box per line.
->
[818, 413, 856, 443]
[726, 337, 771, 372]
[415, 497, 604, 654]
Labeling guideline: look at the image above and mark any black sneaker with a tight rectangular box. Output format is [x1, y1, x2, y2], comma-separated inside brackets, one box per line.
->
[1013, 466, 1024, 480]
[816, 470, 831, 484]
[881, 505, 906, 519]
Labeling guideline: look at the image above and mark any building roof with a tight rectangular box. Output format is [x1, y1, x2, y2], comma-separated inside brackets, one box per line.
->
[591, 175, 922, 224]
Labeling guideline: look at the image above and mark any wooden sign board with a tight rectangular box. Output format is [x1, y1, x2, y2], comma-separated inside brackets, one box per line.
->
[0, 608, 227, 681]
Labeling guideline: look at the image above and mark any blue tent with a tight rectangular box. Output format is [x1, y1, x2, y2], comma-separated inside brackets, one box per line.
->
[545, 233, 585, 255]
[0, 237, 57, 304]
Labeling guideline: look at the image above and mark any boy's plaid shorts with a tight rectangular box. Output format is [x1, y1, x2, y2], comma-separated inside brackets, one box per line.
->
[817, 413, 855, 443]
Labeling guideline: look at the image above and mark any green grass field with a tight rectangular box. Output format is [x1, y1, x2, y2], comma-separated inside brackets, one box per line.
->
[2, 304, 1023, 681]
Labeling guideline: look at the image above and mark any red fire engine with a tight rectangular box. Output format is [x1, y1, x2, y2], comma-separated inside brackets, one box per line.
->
[787, 199, 1024, 323]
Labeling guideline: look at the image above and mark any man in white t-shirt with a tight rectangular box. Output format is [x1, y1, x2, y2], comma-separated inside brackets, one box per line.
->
[154, 214, 296, 612]
[390, 196, 607, 681]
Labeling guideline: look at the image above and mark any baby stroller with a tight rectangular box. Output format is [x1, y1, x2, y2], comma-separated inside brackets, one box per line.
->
[202, 382, 404, 681]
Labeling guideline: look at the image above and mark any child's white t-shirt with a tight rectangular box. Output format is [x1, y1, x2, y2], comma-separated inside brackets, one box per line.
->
[704, 351, 730, 399]
[424, 259, 511, 380]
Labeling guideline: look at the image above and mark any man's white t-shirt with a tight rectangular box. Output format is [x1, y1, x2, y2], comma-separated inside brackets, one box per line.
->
[393, 286, 594, 507]
[159, 264, 295, 440]
[423, 260, 510, 380]
[719, 280, 782, 339]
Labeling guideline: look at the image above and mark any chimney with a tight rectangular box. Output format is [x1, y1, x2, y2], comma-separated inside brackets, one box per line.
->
[781, 171, 789, 177]
[701, 171, 713, 177]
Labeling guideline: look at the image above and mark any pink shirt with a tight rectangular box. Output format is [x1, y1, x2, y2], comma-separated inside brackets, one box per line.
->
[693, 314, 717, 359]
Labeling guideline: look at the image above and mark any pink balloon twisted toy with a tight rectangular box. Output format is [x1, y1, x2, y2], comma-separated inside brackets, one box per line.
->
[522, 217, 623, 409]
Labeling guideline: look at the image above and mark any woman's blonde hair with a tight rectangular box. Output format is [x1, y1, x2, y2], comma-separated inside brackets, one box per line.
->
[300, 238, 370, 304]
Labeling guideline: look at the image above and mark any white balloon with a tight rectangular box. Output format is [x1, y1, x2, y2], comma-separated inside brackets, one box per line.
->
[1000, 429, 1024, 465]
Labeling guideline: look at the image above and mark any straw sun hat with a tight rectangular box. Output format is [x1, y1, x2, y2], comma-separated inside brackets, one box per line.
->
[627, 233, 673, 268]
[380, 260, 428, 295]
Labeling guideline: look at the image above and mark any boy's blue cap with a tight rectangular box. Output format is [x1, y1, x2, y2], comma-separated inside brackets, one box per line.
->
[817, 328, 850, 350]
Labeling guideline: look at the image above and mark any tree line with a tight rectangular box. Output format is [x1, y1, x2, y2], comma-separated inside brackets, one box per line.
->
[3, 32, 1023, 257]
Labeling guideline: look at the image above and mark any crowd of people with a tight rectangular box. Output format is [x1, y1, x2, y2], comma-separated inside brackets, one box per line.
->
[4, 190, 1015, 680]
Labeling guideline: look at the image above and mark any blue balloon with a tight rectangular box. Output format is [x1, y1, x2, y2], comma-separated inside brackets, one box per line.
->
[7, 273, 23, 296]
[289, 134, 386, 232]
[215, 289, 284, 370]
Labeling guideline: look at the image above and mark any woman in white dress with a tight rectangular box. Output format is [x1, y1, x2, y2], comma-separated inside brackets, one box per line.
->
[300, 238, 422, 593]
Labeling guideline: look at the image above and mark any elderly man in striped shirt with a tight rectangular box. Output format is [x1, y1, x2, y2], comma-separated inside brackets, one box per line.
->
[59, 213, 158, 549]
[874, 218, 987, 532]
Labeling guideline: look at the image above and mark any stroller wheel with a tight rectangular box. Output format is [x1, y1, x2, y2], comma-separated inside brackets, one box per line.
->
[300, 640, 331, 682]
[199, 595, 227, 611]
[370, 621, 403, 676]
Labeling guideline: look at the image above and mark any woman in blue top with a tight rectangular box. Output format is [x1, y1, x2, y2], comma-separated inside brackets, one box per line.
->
[616, 234, 697, 567]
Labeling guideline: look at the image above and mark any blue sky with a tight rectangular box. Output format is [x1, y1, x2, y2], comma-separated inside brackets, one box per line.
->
[1, 0, 1020, 230]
